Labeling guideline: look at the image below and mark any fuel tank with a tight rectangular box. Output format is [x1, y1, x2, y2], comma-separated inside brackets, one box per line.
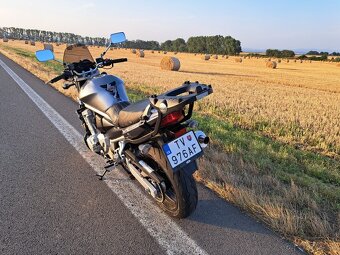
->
[79, 74, 129, 115]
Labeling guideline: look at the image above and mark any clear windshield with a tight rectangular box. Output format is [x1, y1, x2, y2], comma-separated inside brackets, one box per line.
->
[63, 44, 94, 64]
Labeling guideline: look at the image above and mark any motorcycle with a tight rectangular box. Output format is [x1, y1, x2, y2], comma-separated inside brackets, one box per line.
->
[35, 32, 213, 218]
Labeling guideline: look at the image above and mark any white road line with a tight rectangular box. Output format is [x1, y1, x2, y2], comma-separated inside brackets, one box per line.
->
[0, 58, 208, 255]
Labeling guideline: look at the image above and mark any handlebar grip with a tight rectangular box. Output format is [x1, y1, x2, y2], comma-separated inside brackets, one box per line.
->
[111, 58, 128, 64]
[50, 74, 64, 83]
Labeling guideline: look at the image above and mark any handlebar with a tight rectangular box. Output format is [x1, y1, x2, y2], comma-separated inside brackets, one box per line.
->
[103, 58, 127, 66]
[49, 71, 72, 84]
[49, 74, 65, 83]
[49, 58, 128, 84]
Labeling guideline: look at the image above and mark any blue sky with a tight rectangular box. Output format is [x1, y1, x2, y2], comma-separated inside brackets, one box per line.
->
[0, 0, 339, 51]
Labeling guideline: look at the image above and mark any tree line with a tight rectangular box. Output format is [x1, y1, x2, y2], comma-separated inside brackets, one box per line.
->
[1, 27, 242, 55]
[265, 49, 295, 58]
[160, 36, 242, 55]
[0, 27, 109, 46]
[306, 50, 340, 56]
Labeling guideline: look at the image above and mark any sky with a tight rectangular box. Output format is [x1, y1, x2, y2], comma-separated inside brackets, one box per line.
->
[0, 0, 339, 52]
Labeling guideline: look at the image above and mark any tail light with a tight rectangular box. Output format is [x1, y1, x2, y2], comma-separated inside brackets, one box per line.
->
[161, 110, 183, 127]
[174, 128, 187, 138]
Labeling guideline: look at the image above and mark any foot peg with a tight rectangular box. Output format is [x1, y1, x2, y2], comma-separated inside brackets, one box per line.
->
[96, 161, 117, 180]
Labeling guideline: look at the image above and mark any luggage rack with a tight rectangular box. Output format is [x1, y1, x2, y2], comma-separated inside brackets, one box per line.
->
[124, 81, 213, 144]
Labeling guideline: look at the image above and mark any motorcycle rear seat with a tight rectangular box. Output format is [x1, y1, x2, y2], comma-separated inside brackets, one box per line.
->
[118, 99, 150, 128]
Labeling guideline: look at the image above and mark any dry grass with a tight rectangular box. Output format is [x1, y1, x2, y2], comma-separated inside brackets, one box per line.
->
[0, 40, 339, 254]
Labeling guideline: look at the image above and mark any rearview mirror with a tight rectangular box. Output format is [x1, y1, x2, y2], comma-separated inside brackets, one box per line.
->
[35, 50, 55, 62]
[110, 32, 126, 44]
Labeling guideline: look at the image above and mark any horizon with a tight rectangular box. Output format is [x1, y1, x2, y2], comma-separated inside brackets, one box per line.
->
[0, 0, 339, 52]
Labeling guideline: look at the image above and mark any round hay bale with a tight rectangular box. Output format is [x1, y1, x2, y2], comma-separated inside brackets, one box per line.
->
[287, 59, 290, 63]
[194, 53, 197, 56]
[136, 50, 145, 58]
[131, 49, 136, 54]
[225, 56, 229, 59]
[235, 58, 243, 63]
[300, 60, 303, 63]
[277, 59, 281, 63]
[158, 51, 160, 53]
[163, 51, 167, 54]
[202, 54, 210, 61]
[174, 52, 178, 55]
[266, 61, 277, 69]
[3, 38, 9, 42]
[213, 55, 218, 59]
[25, 40, 29, 44]
[30, 41, 35, 46]
[160, 56, 180, 71]
[294, 59, 297, 63]
[151, 50, 154, 53]
[44, 43, 54, 52]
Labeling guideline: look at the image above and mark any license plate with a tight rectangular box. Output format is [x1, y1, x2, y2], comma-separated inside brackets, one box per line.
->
[162, 131, 203, 171]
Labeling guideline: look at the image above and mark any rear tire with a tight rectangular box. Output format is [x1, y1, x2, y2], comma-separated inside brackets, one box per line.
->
[146, 146, 198, 218]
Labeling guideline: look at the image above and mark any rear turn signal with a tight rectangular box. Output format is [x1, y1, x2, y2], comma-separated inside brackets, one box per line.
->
[161, 111, 183, 127]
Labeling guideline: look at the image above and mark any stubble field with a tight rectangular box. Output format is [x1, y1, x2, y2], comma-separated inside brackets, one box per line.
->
[0, 40, 339, 255]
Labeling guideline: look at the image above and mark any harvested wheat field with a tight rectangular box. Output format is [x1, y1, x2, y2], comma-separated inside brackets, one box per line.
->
[0, 40, 339, 255]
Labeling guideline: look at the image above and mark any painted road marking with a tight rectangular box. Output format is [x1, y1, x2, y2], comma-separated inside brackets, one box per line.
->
[0, 58, 208, 255]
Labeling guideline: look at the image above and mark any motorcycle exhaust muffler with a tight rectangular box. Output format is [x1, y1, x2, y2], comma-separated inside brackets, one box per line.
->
[195, 130, 210, 148]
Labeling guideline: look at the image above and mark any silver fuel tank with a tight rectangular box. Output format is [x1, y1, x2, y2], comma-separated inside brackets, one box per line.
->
[79, 74, 129, 115]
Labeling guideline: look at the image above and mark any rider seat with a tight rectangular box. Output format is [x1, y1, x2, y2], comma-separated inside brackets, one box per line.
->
[118, 100, 150, 128]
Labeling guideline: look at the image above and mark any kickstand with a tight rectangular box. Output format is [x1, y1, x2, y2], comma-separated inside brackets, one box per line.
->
[96, 161, 117, 180]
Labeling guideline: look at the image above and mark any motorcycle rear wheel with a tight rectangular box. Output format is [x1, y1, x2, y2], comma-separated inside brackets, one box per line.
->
[145, 146, 198, 218]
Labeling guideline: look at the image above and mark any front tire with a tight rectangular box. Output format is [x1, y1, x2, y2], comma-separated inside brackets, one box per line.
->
[146, 146, 198, 218]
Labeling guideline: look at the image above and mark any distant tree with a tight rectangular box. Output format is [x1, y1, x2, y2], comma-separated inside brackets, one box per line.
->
[297, 54, 308, 59]
[171, 38, 187, 52]
[187, 35, 241, 55]
[161, 40, 173, 51]
[266, 49, 295, 58]
[306, 50, 320, 55]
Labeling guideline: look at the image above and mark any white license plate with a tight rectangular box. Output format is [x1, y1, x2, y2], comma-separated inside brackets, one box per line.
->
[162, 131, 202, 170]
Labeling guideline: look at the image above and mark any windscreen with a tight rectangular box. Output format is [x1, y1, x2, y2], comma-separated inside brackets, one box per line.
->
[63, 44, 94, 64]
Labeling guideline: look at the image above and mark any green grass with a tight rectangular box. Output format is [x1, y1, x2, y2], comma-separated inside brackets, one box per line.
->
[1, 45, 64, 73]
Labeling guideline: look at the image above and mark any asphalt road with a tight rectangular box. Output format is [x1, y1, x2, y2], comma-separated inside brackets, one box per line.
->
[0, 53, 304, 255]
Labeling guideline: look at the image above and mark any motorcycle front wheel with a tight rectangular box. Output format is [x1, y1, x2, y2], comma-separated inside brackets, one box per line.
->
[145, 146, 198, 218]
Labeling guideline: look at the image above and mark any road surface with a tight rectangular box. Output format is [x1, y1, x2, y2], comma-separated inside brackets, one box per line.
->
[0, 53, 304, 255]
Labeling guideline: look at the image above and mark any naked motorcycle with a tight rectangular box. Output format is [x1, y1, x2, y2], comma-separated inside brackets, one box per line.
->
[35, 32, 213, 218]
